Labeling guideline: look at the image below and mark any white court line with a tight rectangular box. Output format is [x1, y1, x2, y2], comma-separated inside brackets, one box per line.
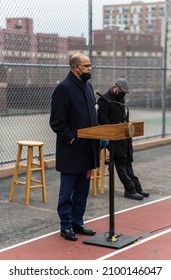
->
[0, 230, 60, 253]
[85, 194, 171, 223]
[97, 227, 171, 260]
[1, 195, 171, 253]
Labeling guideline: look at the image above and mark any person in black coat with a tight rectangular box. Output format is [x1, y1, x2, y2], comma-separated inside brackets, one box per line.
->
[50, 53, 100, 241]
[97, 78, 149, 201]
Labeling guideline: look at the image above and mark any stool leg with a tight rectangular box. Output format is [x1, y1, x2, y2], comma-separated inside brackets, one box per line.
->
[25, 146, 33, 205]
[100, 148, 106, 194]
[96, 167, 100, 190]
[91, 169, 97, 196]
[39, 146, 47, 202]
[9, 145, 22, 201]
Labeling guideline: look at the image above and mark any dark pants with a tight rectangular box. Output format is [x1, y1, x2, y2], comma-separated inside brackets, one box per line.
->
[115, 161, 142, 193]
[57, 172, 90, 230]
[108, 140, 142, 194]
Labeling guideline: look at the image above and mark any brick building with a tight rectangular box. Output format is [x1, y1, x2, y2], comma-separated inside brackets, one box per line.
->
[103, 1, 164, 33]
[0, 15, 164, 111]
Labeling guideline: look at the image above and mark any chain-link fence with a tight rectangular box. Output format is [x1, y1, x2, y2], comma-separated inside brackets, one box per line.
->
[0, 0, 171, 167]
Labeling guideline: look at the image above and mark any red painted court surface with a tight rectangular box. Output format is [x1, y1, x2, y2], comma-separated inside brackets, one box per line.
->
[1, 196, 171, 260]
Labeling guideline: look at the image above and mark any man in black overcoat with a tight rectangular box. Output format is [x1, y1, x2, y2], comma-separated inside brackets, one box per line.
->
[50, 53, 100, 241]
[97, 78, 149, 201]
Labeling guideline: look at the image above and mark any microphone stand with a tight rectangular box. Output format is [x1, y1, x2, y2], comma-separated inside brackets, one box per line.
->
[84, 92, 140, 248]
[97, 92, 126, 241]
[107, 141, 116, 241]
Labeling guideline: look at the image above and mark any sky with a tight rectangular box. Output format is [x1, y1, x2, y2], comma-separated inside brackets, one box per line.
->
[1, 0, 164, 38]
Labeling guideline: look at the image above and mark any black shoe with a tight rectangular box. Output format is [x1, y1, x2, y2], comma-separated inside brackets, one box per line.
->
[124, 191, 143, 200]
[60, 229, 78, 241]
[73, 224, 96, 236]
[138, 190, 149, 197]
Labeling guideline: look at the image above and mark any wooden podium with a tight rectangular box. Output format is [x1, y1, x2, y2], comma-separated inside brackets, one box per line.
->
[78, 121, 144, 249]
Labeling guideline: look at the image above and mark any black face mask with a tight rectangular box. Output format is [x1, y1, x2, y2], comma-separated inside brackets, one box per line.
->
[115, 92, 126, 100]
[78, 66, 91, 82]
[80, 72, 91, 83]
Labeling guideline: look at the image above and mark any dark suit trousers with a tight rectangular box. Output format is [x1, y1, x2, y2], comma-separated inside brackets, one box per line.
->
[57, 172, 90, 230]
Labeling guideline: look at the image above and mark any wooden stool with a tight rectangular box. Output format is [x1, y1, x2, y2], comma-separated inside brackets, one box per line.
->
[91, 148, 108, 196]
[9, 140, 47, 205]
[91, 148, 116, 196]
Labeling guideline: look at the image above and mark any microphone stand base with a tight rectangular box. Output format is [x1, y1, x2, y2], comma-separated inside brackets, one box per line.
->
[84, 232, 141, 249]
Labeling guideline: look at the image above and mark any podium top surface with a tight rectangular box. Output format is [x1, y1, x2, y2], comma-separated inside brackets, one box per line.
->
[78, 121, 144, 141]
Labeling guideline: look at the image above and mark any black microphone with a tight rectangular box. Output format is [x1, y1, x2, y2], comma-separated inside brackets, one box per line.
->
[96, 91, 129, 122]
